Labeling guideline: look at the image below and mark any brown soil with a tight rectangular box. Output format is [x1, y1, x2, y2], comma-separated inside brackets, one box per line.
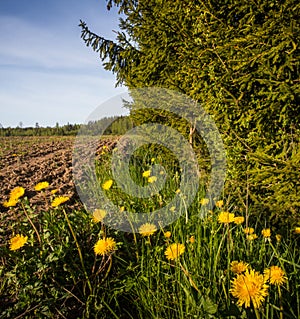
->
[0, 136, 118, 216]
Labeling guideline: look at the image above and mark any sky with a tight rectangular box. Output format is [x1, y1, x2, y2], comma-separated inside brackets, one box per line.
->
[0, 0, 128, 128]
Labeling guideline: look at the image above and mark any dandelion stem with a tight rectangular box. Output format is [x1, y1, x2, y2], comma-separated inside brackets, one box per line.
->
[278, 286, 283, 319]
[254, 307, 261, 319]
[179, 262, 199, 292]
[102, 255, 113, 282]
[63, 209, 92, 293]
[21, 202, 41, 246]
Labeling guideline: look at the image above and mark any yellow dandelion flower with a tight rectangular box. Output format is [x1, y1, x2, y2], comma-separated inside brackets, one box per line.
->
[148, 176, 157, 183]
[234, 216, 245, 225]
[151, 158, 155, 162]
[218, 212, 235, 224]
[94, 237, 117, 256]
[9, 234, 28, 251]
[93, 209, 107, 223]
[51, 196, 70, 207]
[102, 179, 113, 190]
[34, 181, 49, 191]
[139, 223, 157, 237]
[119, 206, 125, 212]
[165, 243, 185, 260]
[164, 231, 171, 238]
[294, 227, 300, 234]
[230, 269, 269, 309]
[142, 170, 151, 178]
[3, 197, 19, 207]
[244, 227, 255, 235]
[275, 234, 282, 242]
[216, 200, 223, 208]
[10, 186, 25, 200]
[261, 228, 271, 238]
[200, 198, 209, 205]
[247, 234, 258, 241]
[264, 266, 287, 286]
[189, 235, 195, 244]
[230, 261, 248, 274]
[175, 189, 181, 194]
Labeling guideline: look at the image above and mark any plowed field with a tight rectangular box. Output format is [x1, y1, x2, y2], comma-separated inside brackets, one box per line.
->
[0, 136, 117, 216]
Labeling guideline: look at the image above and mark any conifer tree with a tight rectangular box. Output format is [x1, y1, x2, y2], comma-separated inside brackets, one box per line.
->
[80, 0, 300, 226]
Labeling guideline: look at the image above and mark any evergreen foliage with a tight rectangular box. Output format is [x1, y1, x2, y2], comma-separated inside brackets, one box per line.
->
[80, 0, 300, 227]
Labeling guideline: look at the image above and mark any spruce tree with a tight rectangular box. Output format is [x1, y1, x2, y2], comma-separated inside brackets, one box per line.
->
[80, 0, 300, 227]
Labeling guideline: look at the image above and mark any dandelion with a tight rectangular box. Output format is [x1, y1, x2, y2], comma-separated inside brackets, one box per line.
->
[93, 209, 107, 223]
[102, 179, 113, 190]
[234, 216, 245, 225]
[230, 269, 269, 309]
[218, 212, 235, 224]
[51, 196, 70, 207]
[151, 158, 155, 162]
[264, 266, 287, 286]
[3, 197, 18, 207]
[10, 186, 25, 200]
[148, 176, 157, 183]
[119, 206, 125, 212]
[294, 227, 300, 234]
[9, 234, 28, 251]
[261, 228, 271, 238]
[34, 181, 49, 191]
[189, 235, 195, 244]
[165, 243, 185, 260]
[244, 227, 255, 235]
[139, 223, 157, 237]
[247, 234, 258, 241]
[164, 231, 171, 239]
[94, 237, 117, 256]
[230, 261, 248, 274]
[142, 170, 151, 178]
[200, 198, 209, 205]
[216, 200, 223, 208]
[175, 189, 181, 194]
[275, 234, 282, 242]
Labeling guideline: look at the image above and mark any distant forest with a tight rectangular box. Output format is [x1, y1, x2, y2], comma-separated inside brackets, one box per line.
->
[0, 116, 134, 136]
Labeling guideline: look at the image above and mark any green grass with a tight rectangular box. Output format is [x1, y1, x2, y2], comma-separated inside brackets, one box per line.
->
[1, 145, 299, 318]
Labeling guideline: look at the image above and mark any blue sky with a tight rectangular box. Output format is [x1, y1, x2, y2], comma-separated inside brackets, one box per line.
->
[0, 0, 128, 128]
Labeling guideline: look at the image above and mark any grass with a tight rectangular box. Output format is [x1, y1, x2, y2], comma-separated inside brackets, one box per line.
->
[0, 141, 299, 318]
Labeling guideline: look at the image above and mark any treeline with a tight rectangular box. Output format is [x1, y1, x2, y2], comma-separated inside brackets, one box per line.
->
[0, 123, 80, 137]
[0, 116, 134, 136]
[82, 115, 134, 136]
